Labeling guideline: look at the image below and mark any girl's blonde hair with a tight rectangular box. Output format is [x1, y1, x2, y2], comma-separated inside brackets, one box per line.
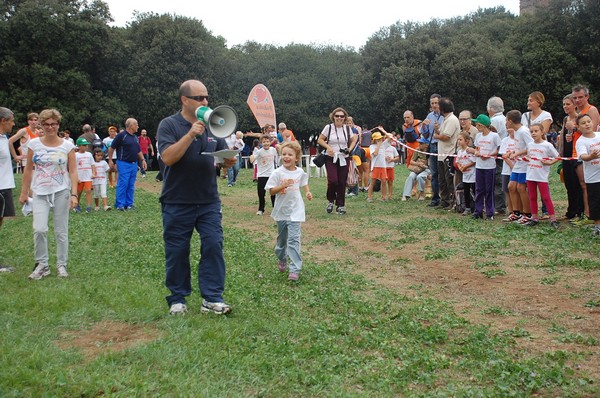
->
[280, 141, 302, 160]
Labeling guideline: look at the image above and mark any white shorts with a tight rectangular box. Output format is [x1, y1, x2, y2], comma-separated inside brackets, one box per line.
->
[93, 183, 107, 199]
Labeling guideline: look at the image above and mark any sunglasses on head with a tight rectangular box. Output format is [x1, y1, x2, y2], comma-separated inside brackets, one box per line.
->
[185, 95, 208, 102]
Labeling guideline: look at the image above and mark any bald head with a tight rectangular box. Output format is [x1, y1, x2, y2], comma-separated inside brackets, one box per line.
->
[125, 118, 139, 133]
[403, 110, 414, 125]
[179, 80, 207, 99]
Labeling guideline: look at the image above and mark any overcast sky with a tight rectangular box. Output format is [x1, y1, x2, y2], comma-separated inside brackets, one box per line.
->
[103, 0, 521, 50]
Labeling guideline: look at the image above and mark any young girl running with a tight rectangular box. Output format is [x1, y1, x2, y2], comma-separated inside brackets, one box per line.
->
[523, 123, 560, 228]
[265, 141, 312, 281]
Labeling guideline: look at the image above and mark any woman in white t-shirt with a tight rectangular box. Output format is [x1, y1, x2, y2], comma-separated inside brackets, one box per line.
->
[316, 107, 358, 215]
[19, 109, 78, 280]
[521, 91, 553, 134]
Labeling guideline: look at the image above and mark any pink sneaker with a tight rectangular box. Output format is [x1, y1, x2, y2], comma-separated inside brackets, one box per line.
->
[278, 260, 287, 273]
[288, 272, 299, 281]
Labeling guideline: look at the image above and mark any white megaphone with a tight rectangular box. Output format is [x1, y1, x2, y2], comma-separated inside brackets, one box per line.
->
[195, 105, 238, 138]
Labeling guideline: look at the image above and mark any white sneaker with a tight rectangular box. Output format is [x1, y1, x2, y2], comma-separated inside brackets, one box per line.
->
[57, 265, 69, 278]
[256, 210, 264, 215]
[169, 303, 187, 315]
[201, 299, 232, 315]
[29, 264, 50, 280]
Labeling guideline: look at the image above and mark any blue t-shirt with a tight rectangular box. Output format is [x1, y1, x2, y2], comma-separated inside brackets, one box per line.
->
[111, 131, 141, 163]
[157, 112, 226, 205]
[420, 111, 444, 145]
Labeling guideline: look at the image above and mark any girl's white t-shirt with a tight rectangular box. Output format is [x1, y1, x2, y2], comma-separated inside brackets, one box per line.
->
[92, 160, 109, 185]
[526, 141, 559, 182]
[265, 166, 308, 222]
[474, 132, 501, 170]
[369, 140, 390, 169]
[575, 132, 600, 183]
[499, 136, 516, 175]
[28, 138, 75, 195]
[254, 147, 278, 177]
[456, 148, 476, 183]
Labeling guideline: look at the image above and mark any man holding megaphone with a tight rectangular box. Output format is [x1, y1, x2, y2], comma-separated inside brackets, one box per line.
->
[157, 79, 236, 316]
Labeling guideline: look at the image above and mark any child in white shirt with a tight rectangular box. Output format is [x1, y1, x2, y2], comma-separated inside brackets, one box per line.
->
[574, 114, 600, 236]
[265, 141, 312, 281]
[92, 149, 111, 211]
[472, 115, 501, 220]
[499, 130, 516, 221]
[367, 131, 391, 202]
[524, 123, 560, 227]
[75, 137, 96, 213]
[384, 141, 399, 200]
[455, 133, 476, 215]
[250, 134, 278, 215]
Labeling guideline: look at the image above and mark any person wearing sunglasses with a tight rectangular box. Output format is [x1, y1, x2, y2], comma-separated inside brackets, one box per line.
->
[157, 79, 236, 316]
[19, 109, 78, 279]
[317, 107, 359, 215]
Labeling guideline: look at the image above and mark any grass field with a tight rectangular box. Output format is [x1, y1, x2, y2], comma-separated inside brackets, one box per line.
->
[1, 165, 599, 397]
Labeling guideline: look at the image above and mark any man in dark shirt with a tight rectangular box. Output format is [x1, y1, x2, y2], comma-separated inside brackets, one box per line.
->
[157, 79, 236, 316]
[108, 118, 146, 210]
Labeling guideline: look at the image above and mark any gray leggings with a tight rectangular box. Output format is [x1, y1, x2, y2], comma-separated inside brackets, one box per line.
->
[32, 189, 70, 267]
[275, 220, 302, 273]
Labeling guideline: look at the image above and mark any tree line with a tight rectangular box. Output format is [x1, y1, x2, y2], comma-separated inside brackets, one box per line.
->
[0, 0, 598, 144]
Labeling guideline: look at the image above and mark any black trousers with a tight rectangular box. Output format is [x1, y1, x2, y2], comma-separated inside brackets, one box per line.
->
[562, 160, 584, 218]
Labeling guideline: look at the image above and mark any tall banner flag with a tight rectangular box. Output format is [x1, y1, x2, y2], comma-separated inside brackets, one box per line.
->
[247, 84, 276, 128]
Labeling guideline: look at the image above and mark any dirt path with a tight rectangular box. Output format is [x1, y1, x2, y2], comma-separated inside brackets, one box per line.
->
[138, 177, 600, 380]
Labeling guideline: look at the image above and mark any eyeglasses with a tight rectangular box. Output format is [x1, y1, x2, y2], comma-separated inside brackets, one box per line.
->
[42, 122, 59, 128]
[185, 95, 208, 102]
[334, 114, 346, 118]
